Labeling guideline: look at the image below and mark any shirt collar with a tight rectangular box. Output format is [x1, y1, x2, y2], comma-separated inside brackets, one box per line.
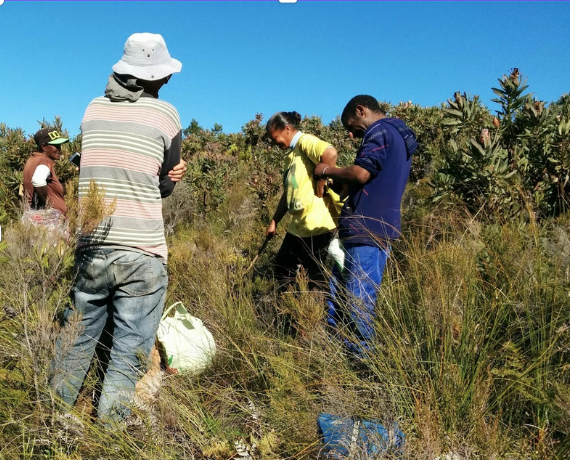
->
[289, 131, 303, 150]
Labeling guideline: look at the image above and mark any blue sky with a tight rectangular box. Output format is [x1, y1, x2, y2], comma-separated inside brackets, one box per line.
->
[1, 1, 569, 138]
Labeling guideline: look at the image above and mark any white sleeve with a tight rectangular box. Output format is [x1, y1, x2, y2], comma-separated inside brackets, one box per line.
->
[31, 164, 51, 187]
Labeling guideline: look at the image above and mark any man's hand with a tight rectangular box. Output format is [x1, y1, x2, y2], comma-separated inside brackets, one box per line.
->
[314, 163, 330, 180]
[315, 163, 370, 185]
[168, 159, 187, 182]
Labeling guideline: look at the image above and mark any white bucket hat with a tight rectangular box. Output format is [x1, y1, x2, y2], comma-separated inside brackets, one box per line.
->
[112, 33, 182, 81]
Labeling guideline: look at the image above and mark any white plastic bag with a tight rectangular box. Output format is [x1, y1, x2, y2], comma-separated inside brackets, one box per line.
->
[327, 237, 345, 271]
[156, 302, 216, 375]
[21, 207, 69, 243]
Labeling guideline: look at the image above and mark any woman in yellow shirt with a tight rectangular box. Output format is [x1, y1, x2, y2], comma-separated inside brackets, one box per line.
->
[265, 111, 338, 290]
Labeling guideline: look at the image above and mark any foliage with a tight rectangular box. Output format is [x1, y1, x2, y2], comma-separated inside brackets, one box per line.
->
[0, 69, 569, 459]
[0, 118, 80, 224]
[431, 69, 570, 221]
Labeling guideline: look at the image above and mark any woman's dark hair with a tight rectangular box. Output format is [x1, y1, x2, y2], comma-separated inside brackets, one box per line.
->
[341, 95, 383, 125]
[266, 111, 302, 133]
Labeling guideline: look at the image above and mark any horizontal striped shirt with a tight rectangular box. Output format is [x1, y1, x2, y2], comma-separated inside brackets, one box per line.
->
[78, 95, 182, 261]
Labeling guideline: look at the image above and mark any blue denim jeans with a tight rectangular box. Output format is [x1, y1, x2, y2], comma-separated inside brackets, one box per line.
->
[326, 243, 390, 357]
[51, 248, 167, 424]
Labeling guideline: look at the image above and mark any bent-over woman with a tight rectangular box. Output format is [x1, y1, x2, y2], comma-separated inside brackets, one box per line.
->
[265, 111, 338, 290]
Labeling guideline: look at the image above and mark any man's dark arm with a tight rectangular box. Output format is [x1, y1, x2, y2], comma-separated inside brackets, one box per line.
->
[33, 186, 49, 207]
[159, 130, 182, 198]
[314, 163, 371, 185]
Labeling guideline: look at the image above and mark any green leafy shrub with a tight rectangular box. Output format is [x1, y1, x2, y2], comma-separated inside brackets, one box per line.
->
[431, 69, 570, 223]
[0, 69, 569, 459]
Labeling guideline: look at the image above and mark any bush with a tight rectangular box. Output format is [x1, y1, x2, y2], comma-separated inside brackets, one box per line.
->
[1, 69, 570, 459]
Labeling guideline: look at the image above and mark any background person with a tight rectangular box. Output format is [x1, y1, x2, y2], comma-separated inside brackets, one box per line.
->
[51, 32, 187, 425]
[22, 128, 69, 216]
[313, 95, 418, 357]
[265, 111, 339, 290]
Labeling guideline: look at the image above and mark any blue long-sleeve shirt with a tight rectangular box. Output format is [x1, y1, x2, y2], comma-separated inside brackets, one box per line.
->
[338, 117, 417, 246]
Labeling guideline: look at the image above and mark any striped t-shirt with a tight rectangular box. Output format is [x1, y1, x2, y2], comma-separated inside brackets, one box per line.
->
[78, 95, 182, 261]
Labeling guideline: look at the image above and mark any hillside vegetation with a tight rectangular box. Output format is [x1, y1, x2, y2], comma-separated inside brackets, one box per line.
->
[0, 69, 569, 459]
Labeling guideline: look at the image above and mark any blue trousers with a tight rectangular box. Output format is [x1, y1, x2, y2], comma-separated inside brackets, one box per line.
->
[51, 248, 167, 424]
[326, 242, 390, 356]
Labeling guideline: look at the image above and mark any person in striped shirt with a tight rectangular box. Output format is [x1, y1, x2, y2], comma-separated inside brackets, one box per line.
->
[51, 33, 187, 425]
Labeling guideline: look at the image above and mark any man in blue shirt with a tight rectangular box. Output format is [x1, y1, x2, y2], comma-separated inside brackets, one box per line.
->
[314, 95, 417, 357]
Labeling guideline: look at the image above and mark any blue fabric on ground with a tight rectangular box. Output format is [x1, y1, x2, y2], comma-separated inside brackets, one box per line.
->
[317, 413, 405, 458]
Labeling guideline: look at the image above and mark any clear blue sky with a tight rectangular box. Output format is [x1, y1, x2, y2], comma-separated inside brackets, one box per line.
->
[1, 1, 569, 138]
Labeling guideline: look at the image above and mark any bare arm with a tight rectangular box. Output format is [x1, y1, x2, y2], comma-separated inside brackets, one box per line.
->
[34, 186, 49, 207]
[314, 163, 371, 185]
[316, 147, 338, 198]
[321, 146, 338, 166]
[266, 191, 288, 238]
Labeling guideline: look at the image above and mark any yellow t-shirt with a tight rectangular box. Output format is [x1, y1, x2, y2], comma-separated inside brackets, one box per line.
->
[283, 133, 337, 237]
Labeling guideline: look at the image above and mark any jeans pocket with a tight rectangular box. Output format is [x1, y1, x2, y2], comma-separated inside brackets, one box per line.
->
[113, 254, 159, 297]
[74, 250, 103, 294]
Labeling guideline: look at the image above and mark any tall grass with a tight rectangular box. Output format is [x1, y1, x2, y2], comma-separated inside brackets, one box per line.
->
[0, 187, 569, 458]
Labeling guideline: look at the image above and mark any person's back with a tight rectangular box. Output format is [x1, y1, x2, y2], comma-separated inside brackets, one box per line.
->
[284, 132, 338, 238]
[51, 33, 185, 426]
[79, 94, 181, 260]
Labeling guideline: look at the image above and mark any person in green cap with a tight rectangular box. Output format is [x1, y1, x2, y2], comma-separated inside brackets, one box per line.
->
[22, 127, 69, 216]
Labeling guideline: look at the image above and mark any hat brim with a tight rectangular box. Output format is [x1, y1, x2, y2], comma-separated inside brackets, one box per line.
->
[112, 58, 182, 81]
[47, 138, 69, 145]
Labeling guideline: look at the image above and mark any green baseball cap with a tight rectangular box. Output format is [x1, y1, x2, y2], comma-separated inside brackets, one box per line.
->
[34, 128, 69, 148]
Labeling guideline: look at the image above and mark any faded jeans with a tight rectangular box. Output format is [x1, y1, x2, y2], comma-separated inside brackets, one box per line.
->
[51, 248, 167, 424]
[326, 242, 390, 357]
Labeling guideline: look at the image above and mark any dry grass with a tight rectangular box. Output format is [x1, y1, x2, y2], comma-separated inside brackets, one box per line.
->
[0, 197, 569, 459]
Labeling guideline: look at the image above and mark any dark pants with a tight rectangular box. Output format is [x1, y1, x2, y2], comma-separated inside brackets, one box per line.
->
[274, 231, 334, 291]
